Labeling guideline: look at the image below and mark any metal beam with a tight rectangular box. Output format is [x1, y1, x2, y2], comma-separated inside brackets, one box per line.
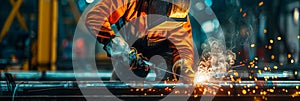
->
[68, 0, 80, 22]
[51, 0, 58, 71]
[0, 0, 23, 42]
[9, 0, 28, 31]
[37, 0, 58, 71]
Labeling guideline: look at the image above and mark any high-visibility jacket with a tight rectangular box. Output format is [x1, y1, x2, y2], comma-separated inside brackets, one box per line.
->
[85, 0, 194, 72]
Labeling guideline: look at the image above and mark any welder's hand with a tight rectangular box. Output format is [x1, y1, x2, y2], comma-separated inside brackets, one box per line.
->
[103, 36, 130, 58]
[129, 48, 150, 71]
[172, 59, 195, 84]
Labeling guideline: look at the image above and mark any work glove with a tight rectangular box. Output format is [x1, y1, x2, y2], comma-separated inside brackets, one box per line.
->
[128, 48, 150, 77]
[104, 37, 150, 77]
[172, 59, 195, 84]
[103, 36, 130, 59]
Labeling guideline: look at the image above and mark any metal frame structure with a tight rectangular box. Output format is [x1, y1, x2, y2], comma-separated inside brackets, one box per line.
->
[0, 0, 28, 42]
[37, 0, 58, 71]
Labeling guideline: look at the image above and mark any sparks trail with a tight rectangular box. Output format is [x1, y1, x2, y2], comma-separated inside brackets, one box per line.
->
[143, 60, 191, 80]
[231, 64, 244, 68]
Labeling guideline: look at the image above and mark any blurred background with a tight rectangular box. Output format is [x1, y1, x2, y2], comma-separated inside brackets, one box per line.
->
[0, 0, 300, 100]
[0, 0, 102, 71]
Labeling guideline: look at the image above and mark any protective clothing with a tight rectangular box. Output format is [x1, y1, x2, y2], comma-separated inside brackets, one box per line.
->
[104, 37, 151, 78]
[172, 59, 195, 83]
[128, 47, 150, 72]
[103, 36, 130, 57]
[86, 0, 195, 82]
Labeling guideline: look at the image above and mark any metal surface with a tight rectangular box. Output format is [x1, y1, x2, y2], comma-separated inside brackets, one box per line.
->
[1, 80, 300, 100]
[0, 68, 298, 81]
[1, 80, 299, 88]
[0, 71, 300, 100]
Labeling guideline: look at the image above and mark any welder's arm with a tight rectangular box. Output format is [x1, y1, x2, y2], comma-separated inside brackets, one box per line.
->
[85, 0, 133, 57]
[85, 0, 129, 45]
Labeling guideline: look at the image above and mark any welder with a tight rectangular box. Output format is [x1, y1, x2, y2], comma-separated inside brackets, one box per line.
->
[85, 0, 195, 83]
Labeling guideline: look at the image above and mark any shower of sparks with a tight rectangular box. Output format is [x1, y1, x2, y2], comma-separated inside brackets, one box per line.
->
[188, 26, 300, 98]
[193, 38, 237, 95]
[194, 69, 210, 84]
[127, 5, 300, 97]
